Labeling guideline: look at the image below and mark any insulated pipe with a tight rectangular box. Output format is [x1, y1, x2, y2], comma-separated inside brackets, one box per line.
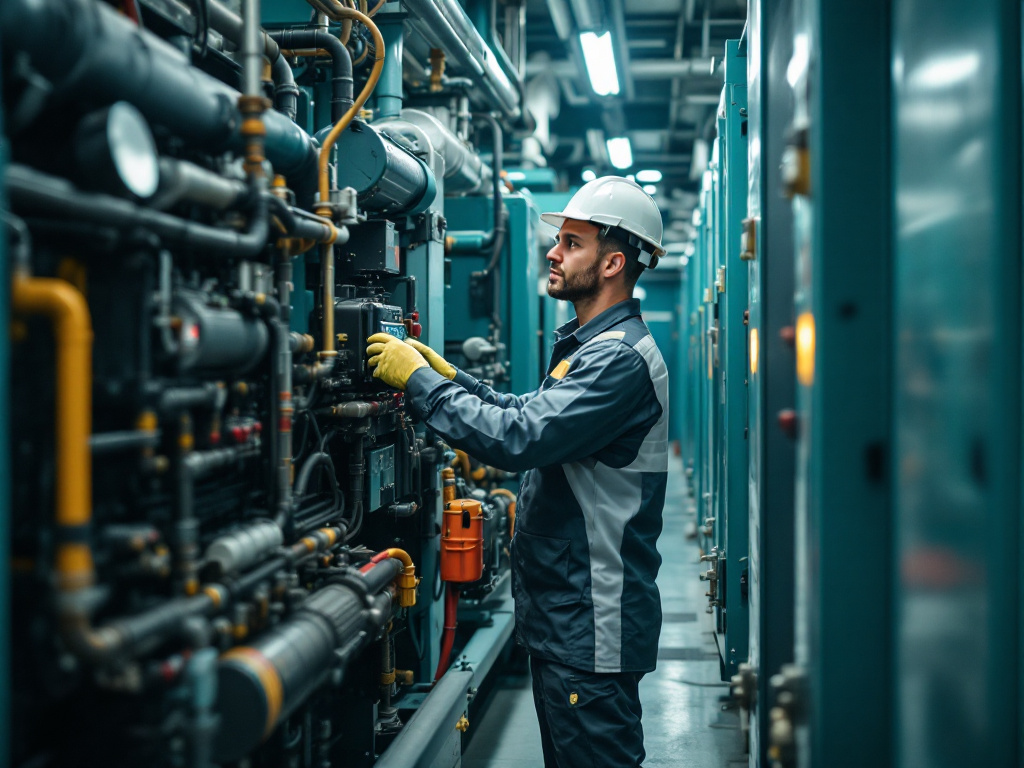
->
[359, 548, 417, 607]
[401, 0, 520, 120]
[11, 274, 94, 597]
[213, 583, 395, 763]
[152, 158, 249, 212]
[378, 109, 491, 194]
[270, 29, 354, 121]
[376, 12, 406, 119]
[7, 165, 270, 259]
[305, 1, 386, 210]
[0, 0, 317, 189]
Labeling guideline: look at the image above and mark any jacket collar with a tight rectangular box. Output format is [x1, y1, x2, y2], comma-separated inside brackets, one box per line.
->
[554, 298, 642, 345]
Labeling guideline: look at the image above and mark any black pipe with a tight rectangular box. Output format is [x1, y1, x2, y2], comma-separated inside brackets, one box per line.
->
[89, 429, 162, 454]
[269, 29, 354, 122]
[207, 0, 300, 121]
[264, 194, 335, 243]
[360, 558, 403, 595]
[159, 384, 224, 414]
[0, 0, 317, 191]
[7, 165, 269, 259]
[471, 113, 507, 345]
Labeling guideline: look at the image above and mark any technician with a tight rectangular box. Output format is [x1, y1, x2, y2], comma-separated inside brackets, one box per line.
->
[366, 176, 668, 768]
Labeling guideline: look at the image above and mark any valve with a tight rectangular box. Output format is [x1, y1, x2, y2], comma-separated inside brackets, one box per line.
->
[768, 664, 806, 768]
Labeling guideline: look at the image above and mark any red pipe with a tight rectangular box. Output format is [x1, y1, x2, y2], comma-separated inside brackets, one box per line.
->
[434, 584, 460, 681]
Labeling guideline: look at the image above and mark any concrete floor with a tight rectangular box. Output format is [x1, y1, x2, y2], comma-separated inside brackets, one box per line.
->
[463, 456, 746, 767]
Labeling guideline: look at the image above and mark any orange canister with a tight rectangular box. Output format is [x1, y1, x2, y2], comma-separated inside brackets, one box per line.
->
[440, 499, 484, 583]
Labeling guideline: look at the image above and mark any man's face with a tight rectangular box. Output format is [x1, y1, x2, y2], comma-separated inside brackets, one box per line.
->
[546, 219, 602, 302]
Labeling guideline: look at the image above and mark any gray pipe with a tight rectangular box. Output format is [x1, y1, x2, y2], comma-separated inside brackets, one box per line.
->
[269, 29, 354, 122]
[378, 109, 492, 195]
[241, 0, 264, 99]
[207, 0, 300, 121]
[153, 158, 249, 211]
[402, 0, 520, 120]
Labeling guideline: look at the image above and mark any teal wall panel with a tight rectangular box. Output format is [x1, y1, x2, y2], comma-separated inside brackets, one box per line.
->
[891, 1, 1021, 765]
[719, 39, 749, 678]
[790, 0, 893, 765]
[744, 0, 797, 763]
[444, 194, 540, 394]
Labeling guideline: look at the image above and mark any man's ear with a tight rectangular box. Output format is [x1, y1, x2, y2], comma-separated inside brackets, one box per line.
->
[603, 250, 626, 278]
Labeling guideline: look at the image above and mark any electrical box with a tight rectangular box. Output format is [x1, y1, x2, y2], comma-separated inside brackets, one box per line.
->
[367, 445, 396, 512]
[343, 219, 400, 274]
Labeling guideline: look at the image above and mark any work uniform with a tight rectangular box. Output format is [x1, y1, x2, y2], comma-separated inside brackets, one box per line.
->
[405, 298, 668, 768]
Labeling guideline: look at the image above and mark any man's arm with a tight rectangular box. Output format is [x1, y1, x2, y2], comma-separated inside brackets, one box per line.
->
[451, 369, 540, 410]
[406, 342, 662, 472]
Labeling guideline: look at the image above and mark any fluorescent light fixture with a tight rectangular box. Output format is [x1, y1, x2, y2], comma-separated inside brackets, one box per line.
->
[636, 169, 662, 183]
[506, 171, 527, 181]
[643, 184, 657, 194]
[579, 31, 620, 96]
[606, 137, 632, 169]
[582, 169, 597, 182]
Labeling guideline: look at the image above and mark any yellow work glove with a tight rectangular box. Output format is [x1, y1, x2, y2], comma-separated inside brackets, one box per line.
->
[366, 333, 428, 390]
[405, 338, 456, 380]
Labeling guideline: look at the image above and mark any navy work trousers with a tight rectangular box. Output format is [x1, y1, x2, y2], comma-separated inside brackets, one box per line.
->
[529, 656, 646, 768]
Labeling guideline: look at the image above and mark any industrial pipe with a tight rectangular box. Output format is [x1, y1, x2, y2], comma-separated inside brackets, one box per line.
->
[213, 583, 395, 762]
[401, 0, 520, 120]
[11, 274, 94, 597]
[7, 165, 270, 260]
[305, 0, 387, 211]
[0, 0, 318, 190]
[270, 29, 354, 121]
[360, 548, 418, 607]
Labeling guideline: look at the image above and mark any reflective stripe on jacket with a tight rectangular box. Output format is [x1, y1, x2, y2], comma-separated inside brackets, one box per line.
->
[405, 298, 668, 673]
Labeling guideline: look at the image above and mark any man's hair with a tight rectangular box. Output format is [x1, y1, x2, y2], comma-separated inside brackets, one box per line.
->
[597, 230, 646, 289]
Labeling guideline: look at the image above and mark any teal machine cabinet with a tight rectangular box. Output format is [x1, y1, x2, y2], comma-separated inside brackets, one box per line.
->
[444, 193, 541, 394]
[689, 40, 750, 680]
[742, 0, 797, 764]
[530, 190, 573, 367]
[716, 39, 749, 679]
[891, 0, 1021, 766]
[785, 0, 893, 764]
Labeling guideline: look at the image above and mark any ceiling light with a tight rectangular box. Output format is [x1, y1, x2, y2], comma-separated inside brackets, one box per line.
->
[636, 170, 662, 183]
[506, 171, 527, 181]
[643, 184, 657, 194]
[579, 32, 620, 96]
[582, 169, 597, 182]
[606, 137, 632, 169]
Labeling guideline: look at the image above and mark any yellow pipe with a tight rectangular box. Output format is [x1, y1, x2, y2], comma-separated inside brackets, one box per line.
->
[452, 449, 471, 481]
[383, 548, 418, 608]
[12, 274, 94, 593]
[306, 1, 385, 211]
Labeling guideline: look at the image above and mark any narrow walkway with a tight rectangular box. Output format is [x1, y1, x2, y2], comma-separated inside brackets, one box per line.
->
[463, 456, 746, 767]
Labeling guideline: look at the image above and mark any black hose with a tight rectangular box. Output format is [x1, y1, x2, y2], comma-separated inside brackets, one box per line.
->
[7, 165, 269, 259]
[361, 558, 403, 595]
[470, 112, 507, 346]
[264, 193, 335, 242]
[269, 29, 354, 122]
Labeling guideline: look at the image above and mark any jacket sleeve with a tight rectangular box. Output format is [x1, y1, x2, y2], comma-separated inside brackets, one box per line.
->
[405, 341, 662, 472]
[451, 368, 540, 410]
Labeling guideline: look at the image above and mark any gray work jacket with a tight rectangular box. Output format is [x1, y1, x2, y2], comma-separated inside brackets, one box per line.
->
[405, 298, 668, 673]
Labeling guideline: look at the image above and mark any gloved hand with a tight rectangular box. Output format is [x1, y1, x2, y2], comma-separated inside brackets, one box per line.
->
[405, 338, 456, 380]
[366, 333, 429, 390]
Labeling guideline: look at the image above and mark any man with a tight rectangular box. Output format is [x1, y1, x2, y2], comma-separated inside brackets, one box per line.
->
[366, 176, 668, 768]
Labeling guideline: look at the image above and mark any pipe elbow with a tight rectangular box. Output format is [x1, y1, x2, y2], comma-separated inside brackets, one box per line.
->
[383, 549, 417, 608]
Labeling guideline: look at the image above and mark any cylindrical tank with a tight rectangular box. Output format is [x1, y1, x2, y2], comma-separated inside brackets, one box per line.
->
[213, 582, 393, 763]
[377, 109, 492, 195]
[330, 121, 436, 215]
[440, 499, 484, 583]
[173, 290, 269, 375]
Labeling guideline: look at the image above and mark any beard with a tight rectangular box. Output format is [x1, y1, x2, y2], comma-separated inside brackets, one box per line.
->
[547, 258, 601, 302]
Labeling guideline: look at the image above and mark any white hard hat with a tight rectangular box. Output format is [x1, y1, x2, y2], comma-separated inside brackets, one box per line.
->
[541, 176, 665, 267]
